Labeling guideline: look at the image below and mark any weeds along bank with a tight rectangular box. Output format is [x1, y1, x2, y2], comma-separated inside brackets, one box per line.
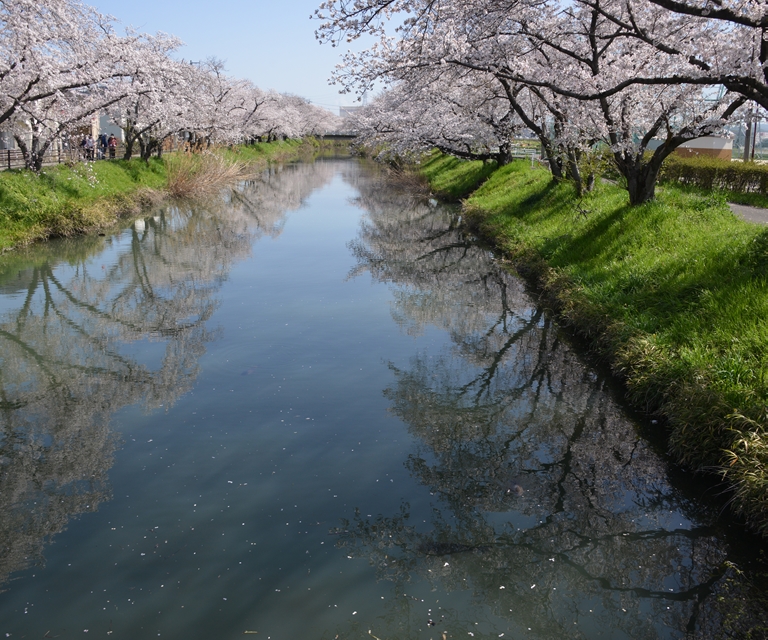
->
[420, 153, 768, 536]
[0, 139, 335, 252]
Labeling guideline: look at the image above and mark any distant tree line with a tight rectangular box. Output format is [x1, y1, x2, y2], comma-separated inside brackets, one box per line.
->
[1, 0, 341, 171]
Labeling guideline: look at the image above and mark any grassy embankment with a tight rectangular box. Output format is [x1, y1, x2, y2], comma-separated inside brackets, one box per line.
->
[419, 152, 768, 535]
[0, 138, 331, 252]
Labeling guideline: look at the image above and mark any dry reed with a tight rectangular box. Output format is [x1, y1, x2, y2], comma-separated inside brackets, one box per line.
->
[165, 151, 254, 198]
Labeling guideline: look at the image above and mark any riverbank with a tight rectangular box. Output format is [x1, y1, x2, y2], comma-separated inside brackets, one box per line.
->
[419, 153, 768, 536]
[0, 138, 335, 252]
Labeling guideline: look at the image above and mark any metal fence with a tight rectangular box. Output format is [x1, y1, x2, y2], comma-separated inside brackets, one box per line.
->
[0, 145, 142, 170]
[508, 145, 539, 159]
[0, 139, 542, 171]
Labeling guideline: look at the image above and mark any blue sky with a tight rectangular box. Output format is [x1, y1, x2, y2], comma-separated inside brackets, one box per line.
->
[87, 0, 366, 113]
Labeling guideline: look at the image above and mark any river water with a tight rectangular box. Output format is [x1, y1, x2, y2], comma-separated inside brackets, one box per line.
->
[0, 158, 766, 639]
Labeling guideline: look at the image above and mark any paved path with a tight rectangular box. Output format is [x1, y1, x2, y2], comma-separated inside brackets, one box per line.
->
[729, 203, 768, 225]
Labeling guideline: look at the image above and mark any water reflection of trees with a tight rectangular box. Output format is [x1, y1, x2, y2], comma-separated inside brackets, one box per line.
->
[223, 160, 339, 238]
[338, 170, 767, 638]
[0, 162, 337, 590]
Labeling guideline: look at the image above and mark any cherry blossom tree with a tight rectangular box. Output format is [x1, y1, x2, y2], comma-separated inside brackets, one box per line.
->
[252, 92, 341, 141]
[315, 0, 748, 204]
[0, 0, 122, 127]
[228, 80, 271, 144]
[182, 59, 247, 147]
[0, 0, 341, 172]
[108, 34, 190, 161]
[13, 30, 186, 170]
[616, 0, 768, 110]
[290, 95, 343, 137]
[503, 0, 746, 203]
[0, 0, 168, 169]
[351, 66, 525, 165]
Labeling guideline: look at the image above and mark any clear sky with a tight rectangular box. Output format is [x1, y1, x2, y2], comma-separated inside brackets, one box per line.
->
[86, 0, 366, 114]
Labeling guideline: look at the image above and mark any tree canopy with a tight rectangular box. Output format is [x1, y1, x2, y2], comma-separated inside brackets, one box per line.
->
[316, 0, 766, 203]
[0, 0, 342, 170]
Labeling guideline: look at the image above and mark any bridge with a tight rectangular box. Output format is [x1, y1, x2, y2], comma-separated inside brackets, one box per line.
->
[321, 131, 358, 140]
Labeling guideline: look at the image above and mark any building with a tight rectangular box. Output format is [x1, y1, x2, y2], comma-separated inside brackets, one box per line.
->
[674, 136, 732, 160]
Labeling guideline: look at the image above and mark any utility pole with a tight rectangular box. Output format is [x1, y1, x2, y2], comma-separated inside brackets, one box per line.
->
[744, 107, 753, 162]
[745, 43, 757, 162]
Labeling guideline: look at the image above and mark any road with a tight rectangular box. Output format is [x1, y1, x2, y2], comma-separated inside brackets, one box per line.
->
[730, 203, 768, 224]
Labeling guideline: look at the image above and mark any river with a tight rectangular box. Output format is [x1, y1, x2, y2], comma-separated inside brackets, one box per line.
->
[0, 157, 765, 639]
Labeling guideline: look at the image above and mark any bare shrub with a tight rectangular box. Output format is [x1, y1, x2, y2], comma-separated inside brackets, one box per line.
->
[166, 151, 253, 198]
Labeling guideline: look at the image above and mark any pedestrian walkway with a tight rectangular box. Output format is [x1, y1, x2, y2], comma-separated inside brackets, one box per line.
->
[729, 203, 768, 225]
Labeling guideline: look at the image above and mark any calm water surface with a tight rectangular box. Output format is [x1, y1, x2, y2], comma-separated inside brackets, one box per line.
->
[0, 158, 766, 639]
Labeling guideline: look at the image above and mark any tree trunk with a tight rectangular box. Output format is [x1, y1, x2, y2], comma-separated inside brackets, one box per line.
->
[496, 141, 513, 166]
[14, 135, 31, 170]
[122, 138, 134, 160]
[122, 123, 138, 160]
[625, 163, 660, 205]
[140, 136, 157, 161]
[30, 131, 41, 171]
[541, 140, 564, 180]
[744, 119, 753, 162]
[14, 135, 49, 172]
[566, 149, 584, 196]
[32, 148, 45, 173]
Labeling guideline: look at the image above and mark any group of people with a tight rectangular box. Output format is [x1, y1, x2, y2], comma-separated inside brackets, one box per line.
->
[79, 133, 118, 161]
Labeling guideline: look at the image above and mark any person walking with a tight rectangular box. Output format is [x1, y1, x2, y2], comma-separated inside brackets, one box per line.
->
[108, 134, 117, 159]
[98, 133, 108, 160]
[84, 134, 95, 161]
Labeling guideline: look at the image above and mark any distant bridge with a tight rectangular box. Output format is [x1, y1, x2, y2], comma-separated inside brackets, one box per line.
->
[322, 131, 358, 140]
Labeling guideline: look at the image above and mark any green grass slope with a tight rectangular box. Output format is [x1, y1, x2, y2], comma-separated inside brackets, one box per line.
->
[0, 158, 167, 250]
[0, 139, 341, 252]
[426, 158, 768, 534]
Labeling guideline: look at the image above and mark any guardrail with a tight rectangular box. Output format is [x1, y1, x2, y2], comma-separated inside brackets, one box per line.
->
[508, 146, 540, 159]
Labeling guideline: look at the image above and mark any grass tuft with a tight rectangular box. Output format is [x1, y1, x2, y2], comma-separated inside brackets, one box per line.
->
[165, 151, 249, 198]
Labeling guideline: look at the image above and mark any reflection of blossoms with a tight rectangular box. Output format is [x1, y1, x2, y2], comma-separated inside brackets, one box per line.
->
[0, 159, 344, 589]
[337, 171, 768, 638]
[0, 199, 251, 587]
[222, 161, 338, 240]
